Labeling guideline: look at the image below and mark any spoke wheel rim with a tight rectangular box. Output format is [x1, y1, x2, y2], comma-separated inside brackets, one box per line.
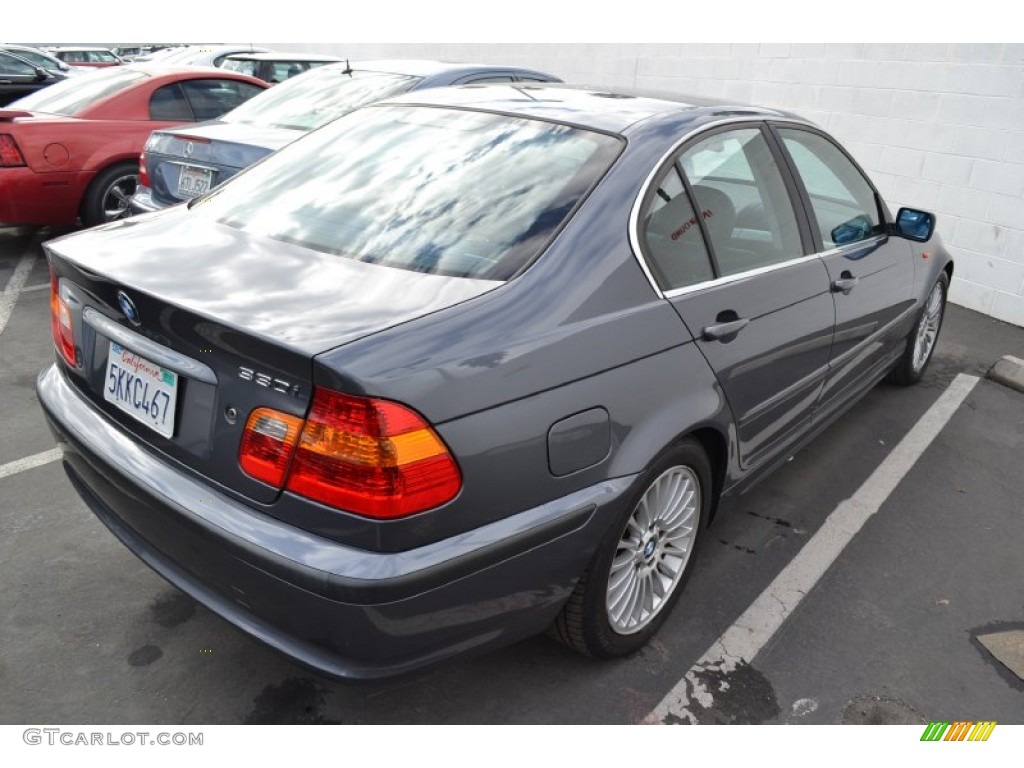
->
[605, 465, 700, 635]
[101, 173, 138, 222]
[912, 282, 944, 372]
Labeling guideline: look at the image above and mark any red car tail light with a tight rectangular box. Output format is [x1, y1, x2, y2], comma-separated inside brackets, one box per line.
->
[239, 408, 304, 487]
[0, 134, 25, 167]
[49, 267, 76, 367]
[138, 150, 150, 188]
[283, 388, 462, 519]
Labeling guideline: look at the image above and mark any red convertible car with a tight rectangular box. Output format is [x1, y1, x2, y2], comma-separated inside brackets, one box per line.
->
[0, 66, 266, 227]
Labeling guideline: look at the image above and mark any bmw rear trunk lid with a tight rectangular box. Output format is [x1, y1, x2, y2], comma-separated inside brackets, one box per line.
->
[44, 209, 498, 505]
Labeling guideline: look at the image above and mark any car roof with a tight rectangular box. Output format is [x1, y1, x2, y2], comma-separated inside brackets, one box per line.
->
[321, 59, 552, 79]
[383, 83, 803, 134]
[50, 46, 116, 53]
[224, 52, 342, 62]
[172, 44, 268, 55]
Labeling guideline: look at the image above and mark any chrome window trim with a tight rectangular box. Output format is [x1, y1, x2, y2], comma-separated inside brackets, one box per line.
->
[662, 253, 820, 299]
[659, 234, 888, 299]
[83, 307, 218, 385]
[628, 115, 848, 299]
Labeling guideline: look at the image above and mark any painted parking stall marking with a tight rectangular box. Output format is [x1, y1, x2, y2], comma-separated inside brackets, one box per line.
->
[0, 448, 63, 481]
[0, 249, 36, 338]
[646, 373, 980, 724]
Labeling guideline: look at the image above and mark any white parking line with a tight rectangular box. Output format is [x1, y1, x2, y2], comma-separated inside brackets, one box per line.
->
[0, 448, 63, 481]
[20, 282, 50, 294]
[646, 373, 980, 724]
[0, 249, 37, 338]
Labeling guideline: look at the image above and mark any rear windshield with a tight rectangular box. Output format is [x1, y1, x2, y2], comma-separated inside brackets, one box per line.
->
[198, 105, 622, 280]
[11, 68, 146, 114]
[221, 68, 419, 131]
[221, 58, 258, 77]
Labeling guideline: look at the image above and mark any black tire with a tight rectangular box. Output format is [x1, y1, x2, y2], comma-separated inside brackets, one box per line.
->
[551, 438, 712, 658]
[81, 161, 138, 228]
[888, 271, 949, 386]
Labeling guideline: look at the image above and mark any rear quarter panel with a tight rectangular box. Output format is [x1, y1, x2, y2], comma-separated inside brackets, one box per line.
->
[309, 127, 736, 551]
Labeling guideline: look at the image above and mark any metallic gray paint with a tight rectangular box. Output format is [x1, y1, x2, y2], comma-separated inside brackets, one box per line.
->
[37, 86, 953, 677]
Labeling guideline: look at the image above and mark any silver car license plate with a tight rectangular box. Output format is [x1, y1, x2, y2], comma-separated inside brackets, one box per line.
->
[177, 165, 214, 198]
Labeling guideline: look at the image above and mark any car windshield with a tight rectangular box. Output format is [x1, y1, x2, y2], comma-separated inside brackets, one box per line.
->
[198, 105, 623, 280]
[10, 68, 146, 114]
[222, 68, 419, 131]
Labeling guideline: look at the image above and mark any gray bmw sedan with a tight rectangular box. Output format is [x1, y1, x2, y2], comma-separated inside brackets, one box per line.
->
[37, 85, 951, 678]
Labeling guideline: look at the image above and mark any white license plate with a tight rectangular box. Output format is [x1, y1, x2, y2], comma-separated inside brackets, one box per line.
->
[103, 342, 178, 438]
[177, 165, 214, 198]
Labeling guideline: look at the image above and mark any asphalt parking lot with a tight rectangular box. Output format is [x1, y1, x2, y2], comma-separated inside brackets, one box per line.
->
[1, 225, 1022, 725]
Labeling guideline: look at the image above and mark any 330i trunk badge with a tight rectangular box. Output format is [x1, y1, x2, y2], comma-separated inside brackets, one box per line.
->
[238, 366, 301, 397]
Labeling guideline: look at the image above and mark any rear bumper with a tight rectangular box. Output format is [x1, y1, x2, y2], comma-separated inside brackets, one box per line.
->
[128, 186, 171, 215]
[0, 167, 87, 226]
[36, 363, 632, 679]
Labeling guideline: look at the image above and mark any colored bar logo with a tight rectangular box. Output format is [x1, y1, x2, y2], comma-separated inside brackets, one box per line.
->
[920, 721, 996, 741]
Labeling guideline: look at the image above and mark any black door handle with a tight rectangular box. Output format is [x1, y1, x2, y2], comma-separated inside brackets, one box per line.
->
[702, 317, 750, 342]
[832, 271, 859, 295]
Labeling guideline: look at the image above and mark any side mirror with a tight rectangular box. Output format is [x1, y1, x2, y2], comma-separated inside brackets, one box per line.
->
[894, 207, 935, 242]
[34, 68, 49, 82]
[831, 214, 873, 246]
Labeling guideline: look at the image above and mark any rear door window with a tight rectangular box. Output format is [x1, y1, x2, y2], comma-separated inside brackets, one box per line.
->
[679, 127, 804, 276]
[639, 165, 715, 290]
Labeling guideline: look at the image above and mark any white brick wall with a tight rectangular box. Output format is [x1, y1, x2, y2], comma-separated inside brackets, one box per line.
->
[268, 42, 1024, 327]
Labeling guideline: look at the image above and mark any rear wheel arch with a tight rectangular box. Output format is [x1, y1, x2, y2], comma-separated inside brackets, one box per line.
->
[688, 426, 728, 525]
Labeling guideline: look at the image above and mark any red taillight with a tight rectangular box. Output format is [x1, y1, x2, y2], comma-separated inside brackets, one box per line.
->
[138, 150, 149, 188]
[0, 134, 25, 167]
[239, 388, 462, 519]
[49, 267, 76, 367]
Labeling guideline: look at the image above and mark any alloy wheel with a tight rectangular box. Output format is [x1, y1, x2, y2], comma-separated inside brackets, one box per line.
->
[913, 282, 944, 372]
[101, 173, 138, 222]
[606, 465, 700, 635]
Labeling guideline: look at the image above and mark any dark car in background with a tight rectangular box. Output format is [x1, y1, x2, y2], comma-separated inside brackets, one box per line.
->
[37, 85, 951, 678]
[1, 44, 83, 77]
[129, 60, 561, 214]
[0, 50, 67, 107]
[220, 52, 342, 84]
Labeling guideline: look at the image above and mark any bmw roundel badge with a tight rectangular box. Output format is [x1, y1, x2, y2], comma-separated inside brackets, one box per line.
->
[117, 291, 140, 326]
